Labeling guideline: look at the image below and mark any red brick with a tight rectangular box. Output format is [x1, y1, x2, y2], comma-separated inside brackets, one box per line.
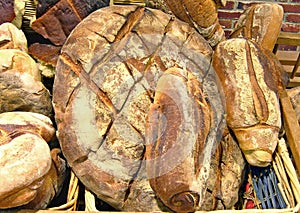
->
[281, 23, 300, 32]
[218, 11, 242, 19]
[219, 19, 233, 29]
[286, 14, 300, 23]
[222, 1, 235, 10]
[280, 4, 300, 13]
[237, 2, 257, 10]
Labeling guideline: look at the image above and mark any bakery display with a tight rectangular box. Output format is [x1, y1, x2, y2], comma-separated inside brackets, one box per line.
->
[0, 0, 299, 212]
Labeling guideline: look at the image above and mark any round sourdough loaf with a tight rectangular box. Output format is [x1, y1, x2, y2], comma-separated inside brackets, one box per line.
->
[53, 5, 225, 211]
[0, 112, 56, 209]
[0, 112, 66, 209]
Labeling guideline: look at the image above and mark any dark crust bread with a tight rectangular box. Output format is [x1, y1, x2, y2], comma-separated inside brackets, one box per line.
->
[32, 0, 109, 46]
[29, 43, 61, 66]
[0, 0, 15, 24]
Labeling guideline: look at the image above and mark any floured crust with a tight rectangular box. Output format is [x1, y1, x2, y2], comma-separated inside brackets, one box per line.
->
[213, 38, 282, 166]
[230, 3, 283, 51]
[53, 5, 225, 211]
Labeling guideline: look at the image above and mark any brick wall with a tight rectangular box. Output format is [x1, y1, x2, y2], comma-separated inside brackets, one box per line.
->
[218, 0, 300, 50]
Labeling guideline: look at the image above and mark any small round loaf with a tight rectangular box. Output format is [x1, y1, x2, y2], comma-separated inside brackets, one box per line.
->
[0, 111, 64, 209]
[0, 23, 28, 52]
[0, 111, 55, 143]
[0, 49, 40, 81]
[0, 70, 52, 116]
[0, 132, 52, 208]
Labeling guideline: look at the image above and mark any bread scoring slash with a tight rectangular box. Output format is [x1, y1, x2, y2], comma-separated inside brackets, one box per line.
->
[213, 38, 282, 167]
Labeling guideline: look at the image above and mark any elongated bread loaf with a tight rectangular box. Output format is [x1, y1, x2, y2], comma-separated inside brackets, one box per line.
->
[213, 38, 282, 167]
[230, 3, 283, 51]
[164, 0, 225, 47]
[146, 67, 212, 212]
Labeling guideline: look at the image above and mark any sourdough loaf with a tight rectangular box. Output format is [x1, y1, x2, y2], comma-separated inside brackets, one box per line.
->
[230, 3, 283, 51]
[0, 0, 15, 25]
[53, 5, 225, 211]
[213, 38, 282, 167]
[0, 23, 28, 52]
[200, 128, 246, 210]
[0, 111, 58, 209]
[146, 67, 213, 212]
[0, 70, 52, 116]
[0, 46, 52, 116]
[163, 0, 226, 47]
[0, 49, 40, 81]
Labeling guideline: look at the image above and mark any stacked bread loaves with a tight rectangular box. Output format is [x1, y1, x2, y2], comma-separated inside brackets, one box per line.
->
[0, 22, 66, 210]
[0, 112, 66, 209]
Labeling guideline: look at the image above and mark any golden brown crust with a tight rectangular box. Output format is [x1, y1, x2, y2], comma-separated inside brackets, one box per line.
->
[213, 38, 281, 166]
[0, 133, 52, 208]
[230, 3, 283, 51]
[164, 0, 225, 47]
[53, 5, 225, 211]
[146, 67, 212, 212]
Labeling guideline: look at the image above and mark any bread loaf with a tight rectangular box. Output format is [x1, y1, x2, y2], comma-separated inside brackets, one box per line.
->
[32, 0, 109, 46]
[213, 38, 282, 167]
[145, 67, 213, 212]
[0, 49, 40, 81]
[0, 111, 56, 208]
[0, 111, 65, 209]
[23, 148, 67, 209]
[53, 5, 225, 211]
[0, 111, 55, 143]
[0, 23, 28, 52]
[163, 0, 226, 47]
[0, 132, 52, 208]
[230, 3, 283, 51]
[287, 87, 300, 125]
[0, 70, 52, 116]
[0, 0, 15, 25]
